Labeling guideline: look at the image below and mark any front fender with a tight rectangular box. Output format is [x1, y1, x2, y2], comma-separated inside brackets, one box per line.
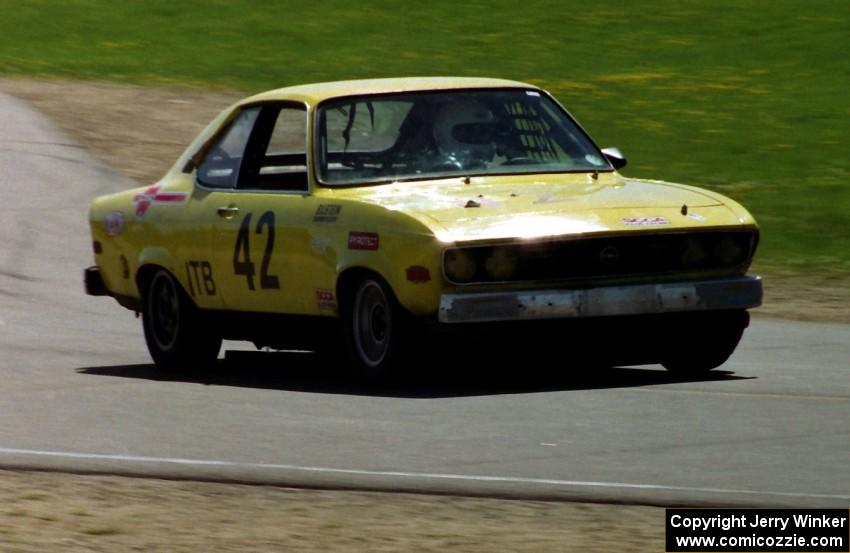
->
[337, 243, 443, 318]
[331, 207, 444, 317]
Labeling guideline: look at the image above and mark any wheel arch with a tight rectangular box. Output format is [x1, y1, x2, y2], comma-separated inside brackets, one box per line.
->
[336, 266, 391, 309]
[136, 264, 198, 309]
[135, 244, 187, 302]
[135, 264, 161, 299]
[336, 257, 442, 318]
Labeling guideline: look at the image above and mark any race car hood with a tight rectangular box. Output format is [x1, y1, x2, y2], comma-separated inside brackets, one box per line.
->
[341, 172, 753, 242]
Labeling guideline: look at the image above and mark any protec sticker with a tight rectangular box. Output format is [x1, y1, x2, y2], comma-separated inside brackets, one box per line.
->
[348, 232, 379, 251]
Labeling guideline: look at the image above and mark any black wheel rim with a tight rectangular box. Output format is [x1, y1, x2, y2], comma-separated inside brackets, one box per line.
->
[353, 281, 391, 368]
[149, 272, 180, 351]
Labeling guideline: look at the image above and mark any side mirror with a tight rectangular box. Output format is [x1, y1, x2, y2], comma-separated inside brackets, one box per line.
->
[601, 147, 627, 170]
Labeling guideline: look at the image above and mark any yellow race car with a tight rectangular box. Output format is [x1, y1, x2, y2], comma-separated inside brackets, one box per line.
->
[85, 77, 762, 378]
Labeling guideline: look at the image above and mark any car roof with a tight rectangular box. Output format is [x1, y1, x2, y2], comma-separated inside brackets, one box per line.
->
[241, 77, 538, 106]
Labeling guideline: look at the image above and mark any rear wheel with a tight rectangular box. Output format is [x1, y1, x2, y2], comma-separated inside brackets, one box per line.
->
[661, 310, 749, 374]
[142, 269, 221, 371]
[342, 276, 408, 381]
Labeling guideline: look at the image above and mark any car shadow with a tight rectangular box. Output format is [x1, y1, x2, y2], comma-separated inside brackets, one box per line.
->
[76, 349, 754, 399]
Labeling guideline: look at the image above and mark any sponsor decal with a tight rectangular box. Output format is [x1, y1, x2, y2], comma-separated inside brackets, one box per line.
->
[315, 288, 337, 310]
[104, 211, 125, 236]
[348, 231, 379, 251]
[687, 213, 707, 222]
[313, 204, 342, 222]
[133, 184, 188, 216]
[620, 216, 670, 227]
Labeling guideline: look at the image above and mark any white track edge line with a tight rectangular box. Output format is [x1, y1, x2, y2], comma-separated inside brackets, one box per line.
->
[0, 447, 846, 501]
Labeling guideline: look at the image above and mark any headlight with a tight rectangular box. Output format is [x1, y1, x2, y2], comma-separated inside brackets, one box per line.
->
[680, 237, 708, 268]
[444, 249, 477, 283]
[484, 247, 518, 280]
[713, 234, 746, 266]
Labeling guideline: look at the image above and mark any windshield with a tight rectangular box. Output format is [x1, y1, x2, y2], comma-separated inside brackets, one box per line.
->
[316, 89, 610, 186]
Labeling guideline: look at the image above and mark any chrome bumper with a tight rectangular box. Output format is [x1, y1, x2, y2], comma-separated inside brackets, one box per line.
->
[438, 276, 762, 324]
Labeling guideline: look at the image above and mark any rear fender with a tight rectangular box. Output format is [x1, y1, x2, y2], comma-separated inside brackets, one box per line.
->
[137, 246, 177, 278]
[136, 246, 179, 297]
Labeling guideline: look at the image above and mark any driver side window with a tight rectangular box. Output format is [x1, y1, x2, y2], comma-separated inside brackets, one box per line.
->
[241, 105, 309, 191]
[197, 107, 260, 188]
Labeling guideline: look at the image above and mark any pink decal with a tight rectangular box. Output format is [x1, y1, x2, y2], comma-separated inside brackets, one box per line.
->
[133, 184, 188, 216]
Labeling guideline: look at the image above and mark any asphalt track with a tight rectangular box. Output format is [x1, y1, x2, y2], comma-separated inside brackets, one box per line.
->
[0, 92, 847, 508]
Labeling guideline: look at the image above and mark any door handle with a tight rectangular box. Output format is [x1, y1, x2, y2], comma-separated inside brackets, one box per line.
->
[217, 205, 240, 218]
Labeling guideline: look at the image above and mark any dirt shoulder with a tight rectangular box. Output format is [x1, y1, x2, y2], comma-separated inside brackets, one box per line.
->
[2, 76, 845, 325]
[0, 469, 662, 552]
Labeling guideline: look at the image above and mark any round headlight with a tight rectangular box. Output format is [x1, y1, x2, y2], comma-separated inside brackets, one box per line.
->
[444, 249, 477, 283]
[713, 235, 745, 266]
[680, 237, 708, 269]
[484, 247, 518, 281]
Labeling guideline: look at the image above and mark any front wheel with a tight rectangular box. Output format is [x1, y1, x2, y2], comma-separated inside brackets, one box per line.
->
[342, 277, 408, 381]
[142, 269, 221, 371]
[661, 311, 749, 374]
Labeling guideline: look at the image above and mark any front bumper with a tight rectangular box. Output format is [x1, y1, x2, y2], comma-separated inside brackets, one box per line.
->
[438, 276, 762, 324]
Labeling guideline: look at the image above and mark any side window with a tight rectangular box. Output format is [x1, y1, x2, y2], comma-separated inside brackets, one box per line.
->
[241, 105, 308, 191]
[197, 107, 260, 188]
[266, 108, 306, 156]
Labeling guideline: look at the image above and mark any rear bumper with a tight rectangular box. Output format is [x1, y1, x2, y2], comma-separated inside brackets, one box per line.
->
[84, 266, 108, 296]
[84, 266, 141, 311]
[438, 276, 762, 324]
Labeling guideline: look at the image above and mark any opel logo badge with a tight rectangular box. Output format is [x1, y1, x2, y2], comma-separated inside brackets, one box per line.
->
[599, 245, 620, 267]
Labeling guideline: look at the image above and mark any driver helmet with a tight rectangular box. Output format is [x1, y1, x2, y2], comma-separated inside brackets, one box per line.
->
[432, 99, 497, 167]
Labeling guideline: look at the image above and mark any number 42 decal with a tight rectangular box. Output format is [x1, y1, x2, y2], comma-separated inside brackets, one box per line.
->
[233, 211, 280, 290]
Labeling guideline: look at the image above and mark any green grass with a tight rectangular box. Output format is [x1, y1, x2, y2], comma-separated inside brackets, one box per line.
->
[1, 0, 848, 273]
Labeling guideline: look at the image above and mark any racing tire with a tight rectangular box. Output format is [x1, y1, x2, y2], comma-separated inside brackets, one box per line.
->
[661, 310, 748, 374]
[341, 276, 409, 381]
[142, 269, 221, 371]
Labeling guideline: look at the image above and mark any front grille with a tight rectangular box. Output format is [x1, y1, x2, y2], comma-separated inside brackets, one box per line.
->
[443, 230, 757, 285]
